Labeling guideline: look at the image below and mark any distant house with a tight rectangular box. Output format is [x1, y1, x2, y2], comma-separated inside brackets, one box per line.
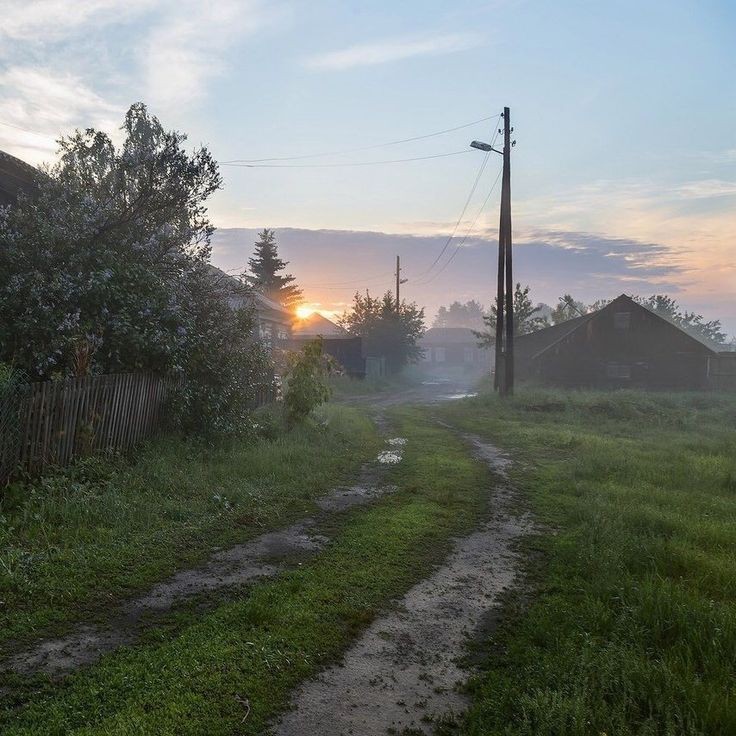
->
[515, 294, 730, 390]
[207, 266, 292, 349]
[289, 312, 365, 377]
[0, 150, 39, 206]
[419, 327, 491, 370]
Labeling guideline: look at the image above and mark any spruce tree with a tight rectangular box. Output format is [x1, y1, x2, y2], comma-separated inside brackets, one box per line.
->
[247, 229, 302, 309]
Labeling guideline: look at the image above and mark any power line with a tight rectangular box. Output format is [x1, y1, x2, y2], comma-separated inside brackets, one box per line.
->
[414, 114, 503, 280]
[220, 113, 502, 164]
[220, 150, 473, 169]
[415, 165, 503, 285]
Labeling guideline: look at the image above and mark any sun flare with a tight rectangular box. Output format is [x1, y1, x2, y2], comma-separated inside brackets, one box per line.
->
[296, 306, 315, 320]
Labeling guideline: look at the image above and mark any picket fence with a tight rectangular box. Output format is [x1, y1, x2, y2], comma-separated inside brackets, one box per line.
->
[0, 373, 176, 485]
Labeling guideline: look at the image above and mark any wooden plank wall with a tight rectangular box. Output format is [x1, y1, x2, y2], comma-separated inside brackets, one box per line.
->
[1, 373, 173, 484]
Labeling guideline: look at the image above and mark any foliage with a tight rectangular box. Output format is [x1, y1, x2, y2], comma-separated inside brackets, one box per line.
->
[0, 104, 272, 435]
[433, 300, 486, 330]
[634, 294, 727, 345]
[550, 293, 588, 324]
[283, 338, 333, 424]
[246, 228, 302, 309]
[339, 291, 425, 374]
[0, 103, 221, 380]
[474, 283, 548, 347]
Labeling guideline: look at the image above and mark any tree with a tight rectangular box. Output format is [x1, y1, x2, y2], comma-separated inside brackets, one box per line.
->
[247, 229, 302, 309]
[634, 294, 726, 345]
[283, 338, 333, 425]
[550, 294, 588, 324]
[339, 292, 425, 374]
[433, 300, 486, 330]
[0, 103, 273, 435]
[474, 283, 548, 348]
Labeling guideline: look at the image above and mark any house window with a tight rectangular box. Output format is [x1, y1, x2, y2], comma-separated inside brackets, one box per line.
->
[463, 347, 474, 363]
[613, 311, 631, 330]
[422, 348, 432, 362]
[434, 347, 446, 363]
[606, 362, 631, 379]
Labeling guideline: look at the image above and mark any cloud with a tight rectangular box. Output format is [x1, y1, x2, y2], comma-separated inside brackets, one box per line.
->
[674, 179, 736, 199]
[0, 67, 121, 163]
[303, 33, 482, 71]
[0, 0, 154, 41]
[142, 1, 277, 110]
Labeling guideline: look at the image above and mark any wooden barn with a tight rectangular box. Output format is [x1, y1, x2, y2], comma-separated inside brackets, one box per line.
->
[515, 294, 727, 390]
[419, 328, 491, 370]
[288, 313, 366, 377]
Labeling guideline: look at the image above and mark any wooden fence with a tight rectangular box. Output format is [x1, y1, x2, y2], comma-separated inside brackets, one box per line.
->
[0, 373, 174, 485]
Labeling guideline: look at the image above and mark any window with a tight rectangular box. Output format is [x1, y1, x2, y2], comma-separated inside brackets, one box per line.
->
[463, 347, 474, 363]
[613, 311, 631, 330]
[606, 362, 631, 379]
[434, 347, 446, 363]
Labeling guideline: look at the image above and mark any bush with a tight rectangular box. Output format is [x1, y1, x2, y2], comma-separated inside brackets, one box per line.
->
[283, 339, 333, 425]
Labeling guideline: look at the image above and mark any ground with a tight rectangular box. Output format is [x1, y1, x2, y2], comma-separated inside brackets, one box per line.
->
[1, 378, 735, 735]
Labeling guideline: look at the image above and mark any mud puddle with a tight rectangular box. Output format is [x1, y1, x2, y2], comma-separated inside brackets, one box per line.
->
[5, 444, 403, 677]
[272, 434, 532, 736]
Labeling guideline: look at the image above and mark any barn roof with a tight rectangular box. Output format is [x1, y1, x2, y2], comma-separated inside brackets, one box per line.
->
[292, 312, 347, 338]
[520, 294, 719, 360]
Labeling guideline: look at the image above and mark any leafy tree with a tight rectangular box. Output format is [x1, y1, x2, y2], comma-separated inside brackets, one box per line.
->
[247, 229, 302, 309]
[474, 283, 548, 347]
[634, 294, 726, 345]
[339, 292, 425, 374]
[283, 338, 333, 424]
[433, 300, 486, 330]
[0, 103, 272, 434]
[550, 294, 588, 324]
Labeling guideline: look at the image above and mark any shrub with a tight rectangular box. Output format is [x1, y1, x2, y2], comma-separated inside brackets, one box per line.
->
[283, 339, 333, 424]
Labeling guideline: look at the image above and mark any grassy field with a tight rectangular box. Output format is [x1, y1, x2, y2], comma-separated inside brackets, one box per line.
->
[436, 388, 736, 736]
[1, 406, 490, 734]
[0, 404, 381, 649]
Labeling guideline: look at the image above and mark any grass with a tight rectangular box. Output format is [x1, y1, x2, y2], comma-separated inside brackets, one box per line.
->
[0, 406, 490, 735]
[0, 403, 381, 649]
[436, 388, 736, 736]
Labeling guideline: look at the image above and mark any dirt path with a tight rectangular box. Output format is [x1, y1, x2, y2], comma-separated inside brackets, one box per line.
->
[272, 434, 532, 736]
[4, 439, 404, 677]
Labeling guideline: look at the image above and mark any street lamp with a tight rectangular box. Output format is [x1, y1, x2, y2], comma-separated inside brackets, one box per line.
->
[470, 140, 502, 155]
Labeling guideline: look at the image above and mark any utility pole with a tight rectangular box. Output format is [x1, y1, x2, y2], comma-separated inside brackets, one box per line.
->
[395, 255, 407, 311]
[502, 107, 514, 395]
[471, 106, 515, 395]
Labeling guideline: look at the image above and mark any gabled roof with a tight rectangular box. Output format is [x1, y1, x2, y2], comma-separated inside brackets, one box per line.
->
[421, 327, 480, 344]
[206, 264, 292, 322]
[521, 294, 718, 360]
[292, 312, 347, 338]
[0, 150, 40, 206]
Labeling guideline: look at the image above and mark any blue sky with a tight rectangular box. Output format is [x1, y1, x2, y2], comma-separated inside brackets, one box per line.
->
[1, 1, 734, 330]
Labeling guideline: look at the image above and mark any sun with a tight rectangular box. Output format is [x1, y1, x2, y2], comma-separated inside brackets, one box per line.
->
[296, 306, 315, 320]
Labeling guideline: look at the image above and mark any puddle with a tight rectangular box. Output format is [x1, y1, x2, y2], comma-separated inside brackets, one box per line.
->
[439, 392, 478, 400]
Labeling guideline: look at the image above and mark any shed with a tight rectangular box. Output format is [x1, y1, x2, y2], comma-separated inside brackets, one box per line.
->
[419, 327, 491, 369]
[288, 313, 365, 377]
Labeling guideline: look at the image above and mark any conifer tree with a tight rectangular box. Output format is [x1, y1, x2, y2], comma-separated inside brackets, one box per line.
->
[247, 229, 302, 309]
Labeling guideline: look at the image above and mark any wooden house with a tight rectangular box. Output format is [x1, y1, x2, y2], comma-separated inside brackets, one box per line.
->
[419, 327, 491, 370]
[515, 294, 728, 390]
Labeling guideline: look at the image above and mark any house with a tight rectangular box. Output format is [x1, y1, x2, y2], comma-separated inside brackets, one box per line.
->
[419, 327, 491, 371]
[515, 294, 729, 390]
[207, 265, 292, 349]
[0, 150, 39, 206]
[288, 312, 365, 377]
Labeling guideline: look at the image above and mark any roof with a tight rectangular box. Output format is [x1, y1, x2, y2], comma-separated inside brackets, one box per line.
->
[0, 150, 39, 207]
[292, 312, 347, 338]
[517, 294, 718, 360]
[420, 327, 480, 345]
[206, 264, 292, 323]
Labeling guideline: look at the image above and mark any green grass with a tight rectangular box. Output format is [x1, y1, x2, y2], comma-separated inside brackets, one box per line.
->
[0, 404, 381, 649]
[436, 388, 736, 736]
[1, 406, 490, 735]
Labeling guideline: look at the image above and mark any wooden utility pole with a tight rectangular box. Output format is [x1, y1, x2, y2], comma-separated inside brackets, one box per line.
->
[502, 107, 514, 395]
[395, 255, 401, 311]
[494, 169, 506, 392]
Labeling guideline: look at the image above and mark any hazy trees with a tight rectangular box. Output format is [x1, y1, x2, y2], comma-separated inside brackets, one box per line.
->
[474, 284, 549, 347]
[247, 229, 302, 309]
[433, 300, 486, 331]
[340, 292, 425, 373]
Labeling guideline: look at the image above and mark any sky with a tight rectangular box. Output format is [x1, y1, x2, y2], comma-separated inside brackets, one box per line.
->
[1, 0, 734, 332]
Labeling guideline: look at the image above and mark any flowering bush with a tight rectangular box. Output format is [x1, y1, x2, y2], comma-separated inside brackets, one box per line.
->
[283, 339, 334, 425]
